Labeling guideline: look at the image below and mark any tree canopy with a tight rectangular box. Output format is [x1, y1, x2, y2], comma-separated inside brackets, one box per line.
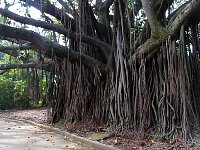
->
[1, 0, 200, 140]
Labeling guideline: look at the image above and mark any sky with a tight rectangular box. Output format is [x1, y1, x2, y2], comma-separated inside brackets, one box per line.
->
[0, 0, 66, 45]
[9, 0, 42, 19]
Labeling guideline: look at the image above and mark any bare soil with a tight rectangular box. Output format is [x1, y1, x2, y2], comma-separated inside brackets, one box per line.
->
[0, 108, 200, 150]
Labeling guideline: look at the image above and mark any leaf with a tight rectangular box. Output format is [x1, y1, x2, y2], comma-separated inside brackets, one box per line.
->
[146, 139, 156, 146]
[171, 139, 182, 145]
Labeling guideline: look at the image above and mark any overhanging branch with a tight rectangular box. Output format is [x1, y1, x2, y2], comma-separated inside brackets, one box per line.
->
[0, 36, 29, 44]
[0, 44, 34, 62]
[0, 8, 111, 57]
[128, 0, 200, 64]
[0, 50, 20, 59]
[0, 63, 50, 70]
[20, 0, 75, 27]
[57, 0, 78, 18]
[168, 0, 200, 37]
[128, 38, 162, 64]
[0, 24, 106, 73]
[0, 44, 34, 51]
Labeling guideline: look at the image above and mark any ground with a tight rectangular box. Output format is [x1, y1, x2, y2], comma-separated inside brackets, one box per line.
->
[0, 117, 94, 150]
[0, 108, 200, 150]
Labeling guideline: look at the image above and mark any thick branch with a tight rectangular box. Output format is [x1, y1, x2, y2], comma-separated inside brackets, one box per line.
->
[156, 0, 174, 20]
[0, 44, 34, 51]
[168, 0, 200, 37]
[0, 8, 111, 57]
[0, 50, 19, 58]
[104, 0, 114, 8]
[129, 0, 200, 64]
[130, 0, 174, 54]
[20, 0, 75, 27]
[98, 0, 114, 9]
[128, 38, 162, 64]
[141, 0, 162, 35]
[0, 24, 106, 73]
[0, 44, 34, 61]
[20, 0, 112, 46]
[57, 0, 78, 18]
[0, 63, 50, 70]
[0, 36, 29, 44]
[0, 50, 20, 59]
[167, 2, 189, 27]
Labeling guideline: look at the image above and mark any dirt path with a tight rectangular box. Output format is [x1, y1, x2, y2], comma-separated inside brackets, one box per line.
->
[0, 117, 95, 150]
[1, 109, 200, 149]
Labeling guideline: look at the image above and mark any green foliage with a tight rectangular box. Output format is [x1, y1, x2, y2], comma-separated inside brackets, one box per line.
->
[29, 100, 43, 108]
[0, 66, 48, 110]
[0, 50, 47, 110]
[13, 80, 31, 109]
[0, 72, 31, 110]
[41, 79, 47, 103]
[0, 77, 15, 109]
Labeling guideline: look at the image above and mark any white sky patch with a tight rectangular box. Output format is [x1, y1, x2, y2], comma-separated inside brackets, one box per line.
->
[6, 0, 41, 20]
[0, 0, 66, 46]
[1, 0, 42, 30]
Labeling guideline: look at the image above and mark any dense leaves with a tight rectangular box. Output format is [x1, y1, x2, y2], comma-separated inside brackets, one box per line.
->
[0, 71, 30, 109]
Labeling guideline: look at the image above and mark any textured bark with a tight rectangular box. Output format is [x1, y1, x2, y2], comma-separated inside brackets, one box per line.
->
[169, 0, 200, 37]
[1, 0, 200, 140]
[129, 0, 200, 64]
[0, 63, 50, 70]
[0, 44, 34, 51]
[0, 8, 111, 57]
[140, 0, 162, 35]
[0, 24, 106, 73]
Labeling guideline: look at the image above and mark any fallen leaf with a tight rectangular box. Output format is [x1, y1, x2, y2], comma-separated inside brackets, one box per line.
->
[146, 139, 156, 146]
[78, 142, 86, 147]
[172, 139, 182, 145]
[114, 139, 118, 145]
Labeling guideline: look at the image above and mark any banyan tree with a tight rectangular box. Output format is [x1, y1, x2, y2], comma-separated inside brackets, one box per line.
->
[0, 0, 200, 140]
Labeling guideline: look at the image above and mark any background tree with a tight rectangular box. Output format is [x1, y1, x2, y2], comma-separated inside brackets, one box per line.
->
[0, 0, 200, 140]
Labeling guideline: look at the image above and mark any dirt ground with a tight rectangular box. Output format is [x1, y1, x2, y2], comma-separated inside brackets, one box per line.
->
[0, 108, 200, 150]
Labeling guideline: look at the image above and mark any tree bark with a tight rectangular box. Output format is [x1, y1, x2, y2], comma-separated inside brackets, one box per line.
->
[0, 8, 111, 58]
[0, 24, 106, 73]
[0, 63, 50, 70]
[128, 0, 200, 64]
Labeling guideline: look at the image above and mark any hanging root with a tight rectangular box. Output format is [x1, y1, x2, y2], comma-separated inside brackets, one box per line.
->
[42, 0, 200, 141]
